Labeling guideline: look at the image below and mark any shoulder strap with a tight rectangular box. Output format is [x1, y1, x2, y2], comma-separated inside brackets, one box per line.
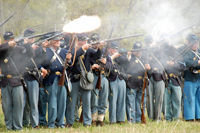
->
[135, 57, 145, 70]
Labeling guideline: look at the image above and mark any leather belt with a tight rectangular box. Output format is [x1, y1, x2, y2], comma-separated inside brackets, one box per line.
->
[168, 73, 179, 78]
[94, 69, 105, 74]
[49, 71, 61, 75]
[190, 68, 200, 73]
[153, 68, 163, 73]
[25, 67, 37, 72]
[4, 74, 20, 79]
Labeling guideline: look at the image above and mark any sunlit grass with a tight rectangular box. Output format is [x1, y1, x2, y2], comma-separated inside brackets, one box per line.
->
[0, 104, 200, 132]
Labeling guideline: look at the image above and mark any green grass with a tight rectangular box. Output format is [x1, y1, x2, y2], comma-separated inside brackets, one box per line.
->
[0, 104, 200, 133]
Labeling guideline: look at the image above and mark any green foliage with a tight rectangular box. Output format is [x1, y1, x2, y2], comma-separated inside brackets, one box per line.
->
[0, 0, 200, 48]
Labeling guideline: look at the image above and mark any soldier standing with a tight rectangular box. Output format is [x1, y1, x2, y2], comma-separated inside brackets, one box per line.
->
[65, 33, 105, 127]
[161, 36, 186, 121]
[107, 42, 127, 124]
[90, 33, 112, 126]
[22, 29, 49, 129]
[182, 35, 200, 121]
[125, 42, 151, 123]
[41, 34, 72, 128]
[0, 32, 34, 130]
[145, 35, 166, 121]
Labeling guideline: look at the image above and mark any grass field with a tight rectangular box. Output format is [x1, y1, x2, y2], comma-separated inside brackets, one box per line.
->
[0, 104, 200, 133]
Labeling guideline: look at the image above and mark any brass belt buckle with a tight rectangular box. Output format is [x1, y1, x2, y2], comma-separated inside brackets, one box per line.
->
[138, 76, 142, 79]
[80, 55, 84, 59]
[154, 68, 157, 71]
[7, 74, 12, 78]
[55, 71, 61, 75]
[198, 70, 200, 73]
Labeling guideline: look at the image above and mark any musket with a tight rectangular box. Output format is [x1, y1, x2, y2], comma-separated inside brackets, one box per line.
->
[141, 69, 147, 124]
[95, 22, 116, 90]
[119, 47, 160, 54]
[91, 34, 143, 45]
[15, 29, 62, 43]
[158, 22, 198, 42]
[58, 34, 76, 86]
[31, 32, 66, 46]
[0, 12, 16, 27]
[95, 43, 110, 90]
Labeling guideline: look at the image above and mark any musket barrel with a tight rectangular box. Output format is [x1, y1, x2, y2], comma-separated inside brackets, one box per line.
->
[15, 29, 63, 43]
[158, 22, 198, 42]
[0, 12, 16, 27]
[90, 33, 143, 45]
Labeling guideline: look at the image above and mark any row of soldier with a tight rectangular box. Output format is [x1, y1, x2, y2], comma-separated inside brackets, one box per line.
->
[0, 29, 199, 131]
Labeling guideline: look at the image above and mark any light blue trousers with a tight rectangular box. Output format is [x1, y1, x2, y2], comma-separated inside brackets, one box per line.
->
[126, 87, 146, 123]
[1, 84, 23, 130]
[91, 74, 109, 115]
[163, 81, 182, 121]
[147, 77, 165, 120]
[108, 77, 126, 123]
[38, 86, 47, 126]
[66, 80, 92, 126]
[183, 80, 200, 120]
[23, 80, 39, 127]
[46, 77, 67, 128]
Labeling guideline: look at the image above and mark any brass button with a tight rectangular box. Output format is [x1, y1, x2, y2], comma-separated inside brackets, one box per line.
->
[55, 71, 61, 75]
[7, 74, 12, 78]
[4, 59, 8, 63]
[7, 65, 9, 67]
[55, 66, 57, 68]
[138, 76, 142, 79]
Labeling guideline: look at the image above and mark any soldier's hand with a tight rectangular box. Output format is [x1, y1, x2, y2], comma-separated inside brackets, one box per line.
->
[42, 41, 50, 48]
[8, 41, 17, 47]
[41, 68, 48, 78]
[92, 64, 100, 69]
[198, 60, 200, 64]
[66, 53, 72, 61]
[145, 64, 151, 70]
[101, 57, 106, 64]
[98, 41, 107, 49]
[167, 61, 174, 66]
[111, 52, 121, 60]
[23, 38, 29, 44]
[32, 45, 39, 50]
[82, 43, 91, 51]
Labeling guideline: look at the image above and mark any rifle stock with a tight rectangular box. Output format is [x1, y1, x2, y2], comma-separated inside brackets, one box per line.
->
[95, 71, 102, 90]
[58, 34, 75, 86]
[141, 69, 147, 124]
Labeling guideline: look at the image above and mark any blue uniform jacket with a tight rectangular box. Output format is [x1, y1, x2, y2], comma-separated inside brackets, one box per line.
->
[24, 46, 47, 81]
[42, 47, 72, 85]
[0, 43, 34, 87]
[70, 47, 102, 82]
[183, 49, 200, 82]
[164, 46, 186, 86]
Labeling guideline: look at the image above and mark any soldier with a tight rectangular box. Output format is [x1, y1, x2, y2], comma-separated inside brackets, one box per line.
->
[90, 33, 112, 126]
[161, 36, 186, 121]
[22, 29, 49, 129]
[177, 33, 196, 53]
[0, 31, 34, 130]
[38, 34, 53, 127]
[125, 41, 151, 123]
[182, 35, 200, 121]
[145, 35, 166, 121]
[65, 33, 105, 127]
[41, 33, 72, 128]
[107, 42, 127, 124]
